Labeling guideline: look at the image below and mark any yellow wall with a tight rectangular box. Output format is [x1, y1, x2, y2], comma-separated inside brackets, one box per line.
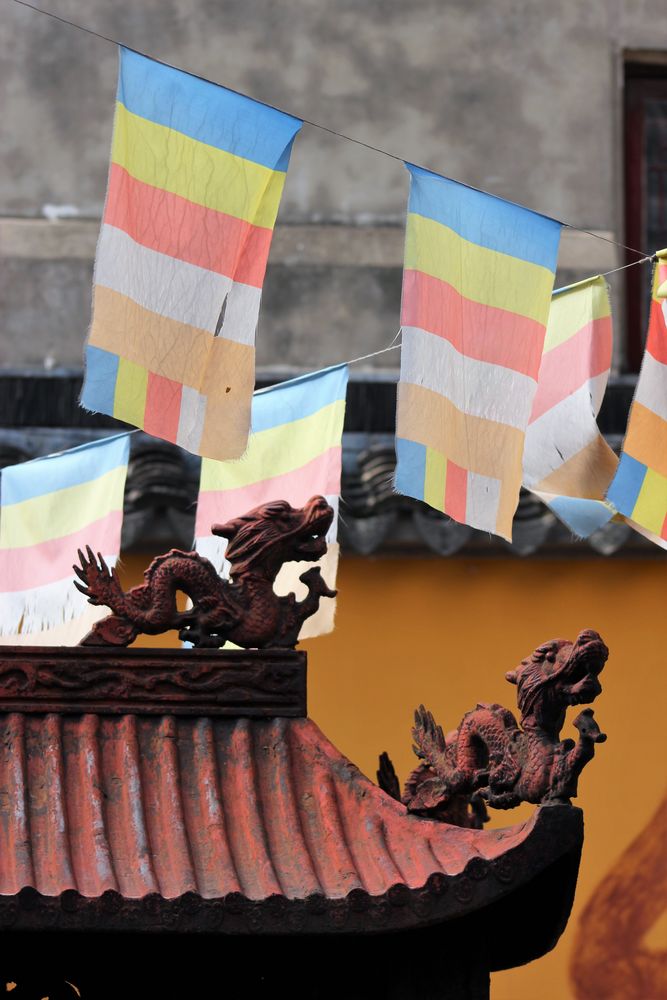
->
[119, 553, 667, 1000]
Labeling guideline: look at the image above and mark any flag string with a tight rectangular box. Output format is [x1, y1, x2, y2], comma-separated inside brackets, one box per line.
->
[600, 254, 656, 278]
[12, 0, 652, 259]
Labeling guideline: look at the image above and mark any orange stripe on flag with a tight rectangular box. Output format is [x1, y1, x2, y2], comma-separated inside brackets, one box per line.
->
[624, 402, 667, 480]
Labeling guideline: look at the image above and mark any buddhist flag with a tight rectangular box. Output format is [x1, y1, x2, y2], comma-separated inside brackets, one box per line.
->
[0, 433, 130, 644]
[195, 366, 348, 639]
[607, 254, 667, 543]
[395, 166, 562, 540]
[523, 276, 618, 536]
[81, 48, 302, 460]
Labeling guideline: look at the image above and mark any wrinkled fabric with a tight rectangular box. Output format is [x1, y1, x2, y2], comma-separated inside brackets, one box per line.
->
[82, 48, 302, 460]
[607, 255, 667, 547]
[0, 434, 130, 640]
[524, 276, 617, 537]
[395, 165, 561, 541]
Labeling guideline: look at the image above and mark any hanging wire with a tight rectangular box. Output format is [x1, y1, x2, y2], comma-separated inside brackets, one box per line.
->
[599, 254, 656, 278]
[12, 0, 652, 258]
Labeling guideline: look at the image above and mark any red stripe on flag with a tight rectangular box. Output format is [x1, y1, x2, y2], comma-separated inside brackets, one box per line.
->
[105, 164, 273, 288]
[445, 460, 467, 523]
[195, 448, 342, 537]
[401, 269, 546, 377]
[144, 372, 183, 443]
[647, 299, 667, 365]
[0, 511, 124, 592]
[530, 316, 612, 421]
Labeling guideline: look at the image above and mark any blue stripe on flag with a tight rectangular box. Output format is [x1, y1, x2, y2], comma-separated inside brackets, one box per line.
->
[251, 365, 349, 433]
[118, 48, 303, 172]
[606, 453, 648, 516]
[395, 438, 427, 501]
[406, 164, 561, 272]
[81, 345, 120, 416]
[0, 433, 131, 506]
[547, 496, 614, 537]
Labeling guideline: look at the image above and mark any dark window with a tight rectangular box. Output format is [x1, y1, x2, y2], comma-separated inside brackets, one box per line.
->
[624, 60, 667, 371]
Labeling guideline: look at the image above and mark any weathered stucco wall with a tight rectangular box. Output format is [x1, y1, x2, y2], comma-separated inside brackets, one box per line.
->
[2, 0, 667, 367]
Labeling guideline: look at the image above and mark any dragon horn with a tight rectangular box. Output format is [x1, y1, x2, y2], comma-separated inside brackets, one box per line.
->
[86, 545, 96, 565]
[73, 563, 88, 582]
[77, 547, 89, 568]
[72, 580, 89, 596]
[98, 553, 110, 575]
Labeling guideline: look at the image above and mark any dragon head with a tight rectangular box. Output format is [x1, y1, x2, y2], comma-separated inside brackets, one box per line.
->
[212, 495, 334, 577]
[505, 628, 608, 730]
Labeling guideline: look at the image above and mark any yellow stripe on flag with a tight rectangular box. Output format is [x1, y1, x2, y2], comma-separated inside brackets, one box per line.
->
[405, 213, 555, 324]
[424, 448, 446, 510]
[112, 102, 287, 230]
[543, 276, 611, 353]
[1, 465, 127, 548]
[199, 400, 346, 491]
[631, 467, 667, 536]
[114, 356, 148, 428]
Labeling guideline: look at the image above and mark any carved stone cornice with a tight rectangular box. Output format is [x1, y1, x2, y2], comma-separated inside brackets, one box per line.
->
[0, 647, 307, 717]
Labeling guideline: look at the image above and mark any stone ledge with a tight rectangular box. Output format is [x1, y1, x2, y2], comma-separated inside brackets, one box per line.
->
[0, 218, 619, 270]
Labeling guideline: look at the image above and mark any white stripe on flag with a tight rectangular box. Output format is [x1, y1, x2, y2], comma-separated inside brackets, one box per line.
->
[634, 350, 667, 423]
[273, 544, 340, 639]
[401, 326, 537, 430]
[96, 224, 261, 345]
[96, 224, 233, 333]
[0, 556, 118, 638]
[523, 376, 608, 487]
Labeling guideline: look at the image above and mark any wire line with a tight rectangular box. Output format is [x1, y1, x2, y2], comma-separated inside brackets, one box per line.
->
[13, 0, 651, 258]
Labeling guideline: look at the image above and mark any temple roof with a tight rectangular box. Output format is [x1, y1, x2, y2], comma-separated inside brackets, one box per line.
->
[0, 648, 583, 938]
[2, 712, 535, 901]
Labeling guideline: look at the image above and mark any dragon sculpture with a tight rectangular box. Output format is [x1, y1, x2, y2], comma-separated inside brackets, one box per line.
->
[74, 496, 336, 648]
[378, 629, 608, 827]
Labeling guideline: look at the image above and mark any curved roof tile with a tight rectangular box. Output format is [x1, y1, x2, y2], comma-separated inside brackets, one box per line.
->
[1, 713, 538, 902]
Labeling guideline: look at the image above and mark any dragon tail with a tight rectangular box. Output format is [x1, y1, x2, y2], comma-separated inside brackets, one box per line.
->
[73, 546, 127, 614]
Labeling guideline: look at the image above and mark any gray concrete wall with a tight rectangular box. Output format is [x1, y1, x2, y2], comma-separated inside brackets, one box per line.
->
[2, 0, 666, 370]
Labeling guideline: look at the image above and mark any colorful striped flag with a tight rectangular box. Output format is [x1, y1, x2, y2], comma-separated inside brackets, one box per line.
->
[607, 254, 667, 542]
[0, 434, 130, 644]
[523, 276, 618, 536]
[81, 48, 302, 460]
[195, 366, 348, 639]
[395, 166, 562, 540]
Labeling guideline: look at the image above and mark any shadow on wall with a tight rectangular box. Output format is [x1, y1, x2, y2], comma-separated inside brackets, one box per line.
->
[570, 789, 667, 1000]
